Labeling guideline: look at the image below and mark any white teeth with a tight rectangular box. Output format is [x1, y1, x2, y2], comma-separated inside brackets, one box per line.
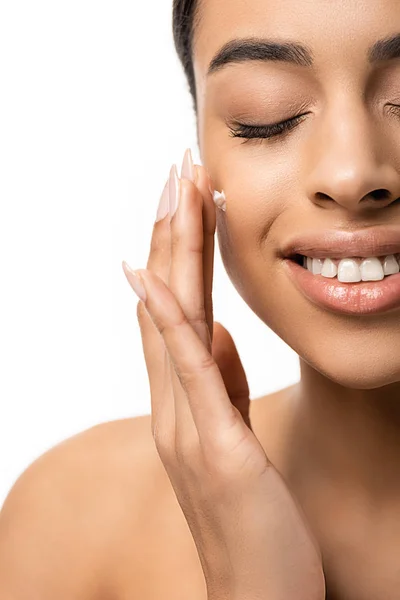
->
[383, 255, 400, 275]
[303, 254, 400, 282]
[359, 257, 384, 281]
[312, 258, 324, 275]
[321, 258, 338, 278]
[337, 259, 362, 282]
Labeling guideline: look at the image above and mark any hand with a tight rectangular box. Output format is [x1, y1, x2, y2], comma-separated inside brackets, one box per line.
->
[122, 149, 326, 600]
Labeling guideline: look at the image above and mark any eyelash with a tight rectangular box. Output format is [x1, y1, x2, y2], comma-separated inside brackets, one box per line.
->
[227, 113, 310, 144]
[228, 104, 400, 145]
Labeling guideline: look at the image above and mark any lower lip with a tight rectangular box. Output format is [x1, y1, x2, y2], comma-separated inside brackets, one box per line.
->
[283, 259, 400, 315]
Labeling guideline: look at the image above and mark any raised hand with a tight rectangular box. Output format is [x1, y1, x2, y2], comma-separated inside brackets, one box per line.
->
[122, 149, 326, 600]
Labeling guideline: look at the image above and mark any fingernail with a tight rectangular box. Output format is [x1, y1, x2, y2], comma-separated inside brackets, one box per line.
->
[206, 171, 214, 196]
[155, 177, 170, 222]
[213, 190, 227, 212]
[181, 148, 195, 182]
[205, 168, 214, 196]
[168, 164, 180, 220]
[122, 262, 147, 302]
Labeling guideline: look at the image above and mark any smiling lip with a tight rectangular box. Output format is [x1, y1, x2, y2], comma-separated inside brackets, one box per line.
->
[283, 259, 400, 315]
[281, 225, 400, 259]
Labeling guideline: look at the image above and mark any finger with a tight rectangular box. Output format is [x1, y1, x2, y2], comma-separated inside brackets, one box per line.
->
[193, 164, 217, 343]
[168, 153, 213, 443]
[127, 268, 245, 448]
[212, 322, 252, 430]
[125, 175, 174, 433]
[169, 153, 211, 350]
[165, 160, 201, 445]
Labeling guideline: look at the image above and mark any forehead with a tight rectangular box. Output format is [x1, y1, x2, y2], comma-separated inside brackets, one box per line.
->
[193, 0, 400, 82]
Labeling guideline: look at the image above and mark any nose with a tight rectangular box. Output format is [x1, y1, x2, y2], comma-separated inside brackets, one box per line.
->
[305, 102, 400, 214]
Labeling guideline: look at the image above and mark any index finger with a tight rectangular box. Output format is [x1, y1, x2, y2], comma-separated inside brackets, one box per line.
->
[131, 268, 239, 445]
[194, 164, 217, 343]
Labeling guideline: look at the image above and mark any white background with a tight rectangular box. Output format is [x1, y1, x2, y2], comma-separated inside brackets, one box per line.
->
[0, 0, 300, 507]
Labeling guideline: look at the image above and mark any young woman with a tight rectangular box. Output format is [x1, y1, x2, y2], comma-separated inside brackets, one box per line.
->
[1, 0, 400, 598]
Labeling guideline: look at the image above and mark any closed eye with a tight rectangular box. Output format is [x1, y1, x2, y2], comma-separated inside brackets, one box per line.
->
[227, 103, 400, 145]
[227, 113, 310, 144]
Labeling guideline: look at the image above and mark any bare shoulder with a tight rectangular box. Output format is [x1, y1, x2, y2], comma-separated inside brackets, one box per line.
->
[0, 414, 168, 599]
[0, 385, 298, 599]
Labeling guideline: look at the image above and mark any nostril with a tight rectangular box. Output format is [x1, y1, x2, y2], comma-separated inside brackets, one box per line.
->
[369, 189, 390, 201]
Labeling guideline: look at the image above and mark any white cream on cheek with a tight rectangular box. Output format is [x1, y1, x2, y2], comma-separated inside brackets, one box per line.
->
[213, 189, 227, 211]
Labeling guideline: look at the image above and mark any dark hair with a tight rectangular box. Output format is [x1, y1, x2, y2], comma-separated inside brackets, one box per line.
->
[172, 0, 200, 114]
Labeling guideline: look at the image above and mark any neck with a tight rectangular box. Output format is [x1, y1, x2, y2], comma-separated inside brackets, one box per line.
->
[290, 361, 400, 503]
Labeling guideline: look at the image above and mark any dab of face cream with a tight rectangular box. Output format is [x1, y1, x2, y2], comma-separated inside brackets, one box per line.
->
[213, 190, 226, 211]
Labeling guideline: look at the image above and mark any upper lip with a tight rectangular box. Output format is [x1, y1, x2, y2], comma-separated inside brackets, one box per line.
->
[281, 225, 400, 259]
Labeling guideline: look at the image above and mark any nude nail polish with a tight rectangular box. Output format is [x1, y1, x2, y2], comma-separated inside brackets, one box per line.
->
[168, 164, 180, 220]
[155, 178, 170, 222]
[122, 262, 147, 302]
[181, 148, 195, 182]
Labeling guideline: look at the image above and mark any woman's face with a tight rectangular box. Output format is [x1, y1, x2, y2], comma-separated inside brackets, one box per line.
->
[192, 0, 400, 389]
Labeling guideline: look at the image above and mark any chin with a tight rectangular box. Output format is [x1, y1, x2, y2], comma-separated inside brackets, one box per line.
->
[238, 279, 400, 391]
[217, 228, 400, 391]
[304, 355, 400, 390]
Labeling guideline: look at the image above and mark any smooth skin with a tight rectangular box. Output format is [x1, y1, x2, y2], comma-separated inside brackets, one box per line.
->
[2, 0, 400, 598]
[122, 155, 325, 600]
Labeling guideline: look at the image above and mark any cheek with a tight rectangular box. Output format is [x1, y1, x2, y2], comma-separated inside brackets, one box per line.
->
[208, 132, 400, 388]
[216, 200, 279, 309]
[218, 216, 400, 389]
[201, 109, 302, 206]
[214, 155, 295, 307]
[215, 158, 294, 240]
[214, 157, 293, 291]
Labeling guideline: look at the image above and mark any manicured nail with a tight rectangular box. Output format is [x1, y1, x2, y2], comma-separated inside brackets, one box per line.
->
[155, 177, 170, 222]
[206, 170, 214, 196]
[168, 164, 180, 220]
[181, 148, 195, 183]
[122, 262, 147, 302]
[213, 190, 227, 212]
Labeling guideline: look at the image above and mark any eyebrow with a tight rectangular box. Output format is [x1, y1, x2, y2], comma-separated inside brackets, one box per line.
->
[206, 33, 400, 76]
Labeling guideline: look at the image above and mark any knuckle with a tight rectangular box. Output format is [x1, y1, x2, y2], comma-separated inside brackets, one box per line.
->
[152, 425, 175, 461]
[193, 352, 216, 374]
[176, 354, 216, 393]
[189, 308, 208, 330]
[175, 434, 200, 465]
[159, 311, 188, 337]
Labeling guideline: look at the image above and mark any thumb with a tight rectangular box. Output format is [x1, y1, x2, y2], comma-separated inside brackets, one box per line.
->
[211, 322, 252, 431]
